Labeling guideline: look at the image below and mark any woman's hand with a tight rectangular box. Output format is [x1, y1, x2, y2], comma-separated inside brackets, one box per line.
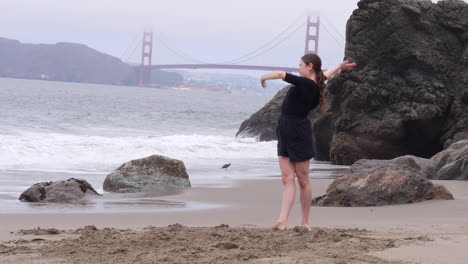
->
[260, 71, 286, 88]
[261, 76, 267, 88]
[324, 60, 357, 80]
[339, 60, 357, 71]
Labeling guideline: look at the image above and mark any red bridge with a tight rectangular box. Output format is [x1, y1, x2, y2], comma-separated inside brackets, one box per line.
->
[136, 16, 323, 86]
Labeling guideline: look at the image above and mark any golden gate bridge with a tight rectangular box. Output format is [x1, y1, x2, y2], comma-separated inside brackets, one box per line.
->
[119, 15, 344, 86]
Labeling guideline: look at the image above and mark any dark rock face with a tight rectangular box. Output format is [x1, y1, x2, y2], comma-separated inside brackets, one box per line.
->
[236, 85, 322, 144]
[103, 155, 191, 193]
[432, 139, 468, 180]
[324, 0, 468, 165]
[236, 86, 289, 141]
[313, 164, 452, 207]
[312, 113, 334, 161]
[19, 178, 101, 203]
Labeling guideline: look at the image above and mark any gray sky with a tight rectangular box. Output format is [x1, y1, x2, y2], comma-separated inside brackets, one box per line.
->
[1, 0, 449, 71]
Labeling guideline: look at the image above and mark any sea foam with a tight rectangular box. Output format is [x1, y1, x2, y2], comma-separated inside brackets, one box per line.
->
[0, 132, 276, 173]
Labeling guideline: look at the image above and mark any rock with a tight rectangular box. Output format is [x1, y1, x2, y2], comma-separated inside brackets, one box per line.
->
[314, 164, 446, 207]
[312, 112, 334, 161]
[236, 86, 289, 141]
[343, 140, 467, 181]
[326, 0, 468, 165]
[19, 178, 101, 203]
[432, 184, 454, 200]
[432, 140, 468, 180]
[103, 155, 191, 193]
[349, 155, 436, 178]
[236, 85, 321, 142]
[443, 131, 468, 149]
[18, 228, 61, 235]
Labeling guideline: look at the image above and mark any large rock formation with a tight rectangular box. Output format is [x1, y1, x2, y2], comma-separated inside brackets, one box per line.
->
[19, 178, 101, 203]
[316, 0, 468, 165]
[313, 164, 453, 207]
[103, 155, 191, 193]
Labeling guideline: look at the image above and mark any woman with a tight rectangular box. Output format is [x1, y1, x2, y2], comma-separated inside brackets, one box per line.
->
[261, 53, 357, 230]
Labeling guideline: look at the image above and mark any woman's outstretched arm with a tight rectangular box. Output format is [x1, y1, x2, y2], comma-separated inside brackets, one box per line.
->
[261, 71, 286, 88]
[324, 60, 357, 80]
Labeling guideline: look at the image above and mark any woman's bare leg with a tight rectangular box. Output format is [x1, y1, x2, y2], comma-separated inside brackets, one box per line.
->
[295, 160, 312, 230]
[272, 156, 296, 230]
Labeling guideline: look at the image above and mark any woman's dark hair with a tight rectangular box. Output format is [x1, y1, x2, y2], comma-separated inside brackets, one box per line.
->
[301, 53, 328, 112]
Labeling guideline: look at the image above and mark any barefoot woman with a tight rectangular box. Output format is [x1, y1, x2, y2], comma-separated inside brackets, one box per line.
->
[261, 53, 356, 230]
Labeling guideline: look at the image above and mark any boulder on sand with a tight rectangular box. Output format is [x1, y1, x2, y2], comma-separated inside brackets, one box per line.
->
[431, 139, 468, 180]
[19, 178, 101, 203]
[103, 155, 191, 193]
[347, 139, 468, 180]
[313, 164, 453, 207]
[349, 155, 436, 178]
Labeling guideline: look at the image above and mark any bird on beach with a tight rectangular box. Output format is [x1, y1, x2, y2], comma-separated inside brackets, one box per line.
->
[221, 163, 231, 169]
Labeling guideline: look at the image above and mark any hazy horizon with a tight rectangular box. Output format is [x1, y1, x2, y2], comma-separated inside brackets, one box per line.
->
[1, 0, 454, 74]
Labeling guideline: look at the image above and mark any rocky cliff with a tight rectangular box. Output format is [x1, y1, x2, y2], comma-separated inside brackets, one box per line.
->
[321, 0, 468, 165]
[236, 0, 468, 165]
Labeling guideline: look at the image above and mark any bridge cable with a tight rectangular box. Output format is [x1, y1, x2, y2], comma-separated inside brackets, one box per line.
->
[156, 14, 305, 65]
[157, 33, 212, 64]
[157, 34, 211, 64]
[151, 14, 307, 66]
[321, 16, 345, 42]
[220, 14, 305, 64]
[119, 32, 140, 62]
[123, 40, 141, 63]
[223, 20, 306, 65]
[321, 22, 345, 49]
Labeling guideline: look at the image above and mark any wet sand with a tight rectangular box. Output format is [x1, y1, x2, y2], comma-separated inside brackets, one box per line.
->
[1, 179, 468, 263]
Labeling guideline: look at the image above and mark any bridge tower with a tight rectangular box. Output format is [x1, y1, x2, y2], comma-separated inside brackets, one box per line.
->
[139, 31, 153, 86]
[304, 16, 320, 55]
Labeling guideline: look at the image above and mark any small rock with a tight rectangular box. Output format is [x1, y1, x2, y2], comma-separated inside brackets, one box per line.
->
[19, 178, 100, 203]
[103, 155, 191, 193]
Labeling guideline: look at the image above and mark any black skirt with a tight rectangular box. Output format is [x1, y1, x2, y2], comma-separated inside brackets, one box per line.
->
[276, 115, 315, 162]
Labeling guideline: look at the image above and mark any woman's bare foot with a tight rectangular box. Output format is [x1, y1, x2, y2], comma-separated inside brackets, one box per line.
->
[272, 221, 287, 231]
[301, 224, 312, 231]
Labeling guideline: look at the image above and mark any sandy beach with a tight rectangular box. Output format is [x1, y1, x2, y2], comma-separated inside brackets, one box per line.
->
[1, 178, 468, 263]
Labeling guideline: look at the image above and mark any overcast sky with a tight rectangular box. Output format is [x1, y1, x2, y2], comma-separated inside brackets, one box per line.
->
[1, 0, 452, 71]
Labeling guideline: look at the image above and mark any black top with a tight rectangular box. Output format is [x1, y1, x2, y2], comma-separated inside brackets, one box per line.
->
[281, 73, 321, 117]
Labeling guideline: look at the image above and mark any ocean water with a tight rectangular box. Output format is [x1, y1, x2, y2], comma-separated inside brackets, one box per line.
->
[0, 78, 348, 213]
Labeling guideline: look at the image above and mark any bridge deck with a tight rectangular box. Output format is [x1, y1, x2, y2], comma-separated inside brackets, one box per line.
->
[137, 64, 297, 72]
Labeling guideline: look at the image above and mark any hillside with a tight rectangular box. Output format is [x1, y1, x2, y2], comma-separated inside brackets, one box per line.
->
[0, 37, 183, 86]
